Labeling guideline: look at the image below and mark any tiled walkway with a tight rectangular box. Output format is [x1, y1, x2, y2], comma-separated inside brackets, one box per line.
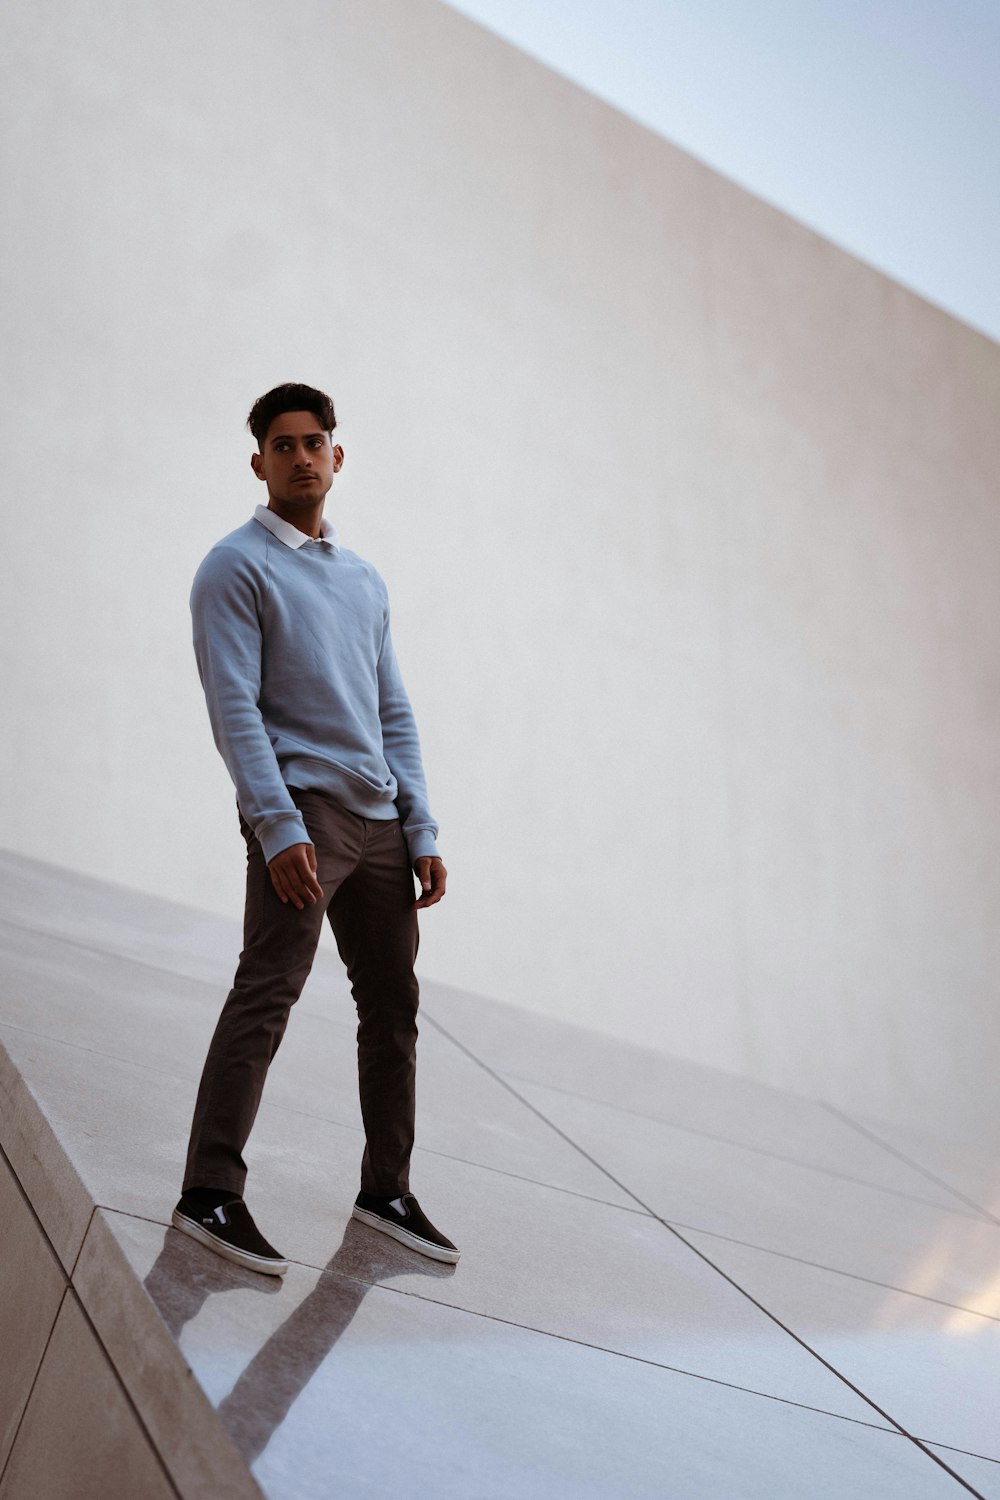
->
[1, 849, 998, 1498]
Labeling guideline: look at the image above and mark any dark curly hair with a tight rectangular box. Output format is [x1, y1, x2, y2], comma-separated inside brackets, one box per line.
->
[246, 383, 337, 447]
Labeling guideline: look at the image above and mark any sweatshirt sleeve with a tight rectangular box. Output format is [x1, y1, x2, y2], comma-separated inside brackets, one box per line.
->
[190, 545, 310, 863]
[376, 612, 441, 862]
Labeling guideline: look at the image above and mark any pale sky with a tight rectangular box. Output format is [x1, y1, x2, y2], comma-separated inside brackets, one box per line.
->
[445, 0, 1000, 344]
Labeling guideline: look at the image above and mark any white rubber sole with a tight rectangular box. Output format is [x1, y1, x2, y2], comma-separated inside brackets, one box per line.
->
[351, 1205, 461, 1263]
[171, 1209, 288, 1277]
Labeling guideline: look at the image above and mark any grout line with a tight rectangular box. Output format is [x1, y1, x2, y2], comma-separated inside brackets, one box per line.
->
[661, 1221, 1000, 1325]
[494, 1068, 990, 1222]
[0, 1284, 70, 1489]
[0, 1019, 198, 1083]
[98, 1205, 172, 1230]
[408, 1145, 654, 1216]
[0, 914, 346, 1007]
[0, 1139, 73, 1280]
[421, 1012, 987, 1499]
[69, 1204, 98, 1282]
[0, 1141, 73, 1487]
[821, 1102, 1000, 1226]
[922, 1442, 1000, 1468]
[344, 1277, 906, 1437]
[0, 918, 230, 990]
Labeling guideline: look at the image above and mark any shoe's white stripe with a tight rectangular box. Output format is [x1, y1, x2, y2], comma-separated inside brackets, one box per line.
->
[172, 1211, 288, 1275]
[351, 1206, 460, 1262]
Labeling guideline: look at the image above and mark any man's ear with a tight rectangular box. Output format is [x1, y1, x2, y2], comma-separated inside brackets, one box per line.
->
[250, 452, 265, 480]
[332, 444, 345, 473]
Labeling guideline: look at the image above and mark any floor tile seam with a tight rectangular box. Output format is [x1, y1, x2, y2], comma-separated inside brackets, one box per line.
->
[407, 1144, 654, 1217]
[494, 1066, 988, 1223]
[0, 1019, 360, 1133]
[0, 1282, 71, 1492]
[252, 1093, 364, 1134]
[0, 1085, 95, 1272]
[69, 1203, 100, 1281]
[0, 1138, 74, 1286]
[667, 1220, 1000, 1325]
[421, 1012, 986, 1498]
[253, 1091, 657, 1217]
[923, 1441, 1000, 1468]
[0, 915, 351, 1009]
[0, 1019, 199, 1087]
[275, 1270, 899, 1436]
[0, 918, 231, 991]
[490, 1043, 899, 1137]
[822, 1101, 1000, 1226]
[610, 1202, 987, 1489]
[279, 1010, 358, 1036]
[100, 1205, 172, 1233]
[558, 1176, 991, 1494]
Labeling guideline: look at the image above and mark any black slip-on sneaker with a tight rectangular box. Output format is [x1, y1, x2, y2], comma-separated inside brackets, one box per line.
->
[352, 1192, 460, 1264]
[171, 1194, 289, 1277]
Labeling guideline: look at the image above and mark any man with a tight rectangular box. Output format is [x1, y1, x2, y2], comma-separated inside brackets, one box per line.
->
[173, 382, 457, 1275]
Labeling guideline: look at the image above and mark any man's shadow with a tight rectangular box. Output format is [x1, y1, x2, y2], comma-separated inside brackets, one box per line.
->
[143, 1218, 456, 1465]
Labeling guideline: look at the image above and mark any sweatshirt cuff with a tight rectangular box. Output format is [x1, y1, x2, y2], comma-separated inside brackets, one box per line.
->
[405, 828, 441, 863]
[258, 811, 311, 864]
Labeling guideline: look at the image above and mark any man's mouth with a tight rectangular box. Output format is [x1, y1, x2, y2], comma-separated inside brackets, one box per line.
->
[292, 475, 316, 484]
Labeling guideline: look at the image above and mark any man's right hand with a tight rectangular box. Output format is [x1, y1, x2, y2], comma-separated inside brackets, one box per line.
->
[268, 843, 323, 909]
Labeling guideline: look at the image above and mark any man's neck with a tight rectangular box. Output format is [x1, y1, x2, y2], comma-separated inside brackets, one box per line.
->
[267, 500, 324, 539]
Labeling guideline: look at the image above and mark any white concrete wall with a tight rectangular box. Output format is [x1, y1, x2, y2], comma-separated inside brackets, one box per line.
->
[3, 0, 999, 1143]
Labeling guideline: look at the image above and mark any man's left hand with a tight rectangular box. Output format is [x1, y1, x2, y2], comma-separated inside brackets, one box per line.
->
[414, 856, 447, 909]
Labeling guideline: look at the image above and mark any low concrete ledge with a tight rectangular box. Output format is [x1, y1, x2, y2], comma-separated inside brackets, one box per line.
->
[75, 1208, 261, 1500]
[0, 1039, 94, 1273]
[0, 1059, 260, 1500]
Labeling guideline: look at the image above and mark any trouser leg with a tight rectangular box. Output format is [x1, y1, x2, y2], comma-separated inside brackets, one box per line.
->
[182, 800, 359, 1195]
[327, 817, 420, 1196]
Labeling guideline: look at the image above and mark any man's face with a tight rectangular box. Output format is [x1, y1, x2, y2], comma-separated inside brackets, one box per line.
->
[250, 410, 343, 509]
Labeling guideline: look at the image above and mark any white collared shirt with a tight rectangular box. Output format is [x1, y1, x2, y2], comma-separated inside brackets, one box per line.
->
[253, 503, 339, 551]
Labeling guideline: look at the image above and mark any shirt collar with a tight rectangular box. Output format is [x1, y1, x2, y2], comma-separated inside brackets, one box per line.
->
[253, 503, 339, 551]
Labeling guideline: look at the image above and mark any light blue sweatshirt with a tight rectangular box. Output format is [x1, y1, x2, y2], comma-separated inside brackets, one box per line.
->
[190, 508, 439, 865]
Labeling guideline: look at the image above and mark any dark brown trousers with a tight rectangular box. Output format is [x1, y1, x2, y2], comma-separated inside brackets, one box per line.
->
[183, 788, 420, 1198]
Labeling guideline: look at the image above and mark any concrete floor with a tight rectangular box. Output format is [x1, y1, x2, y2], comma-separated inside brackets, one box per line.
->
[1, 848, 999, 1498]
